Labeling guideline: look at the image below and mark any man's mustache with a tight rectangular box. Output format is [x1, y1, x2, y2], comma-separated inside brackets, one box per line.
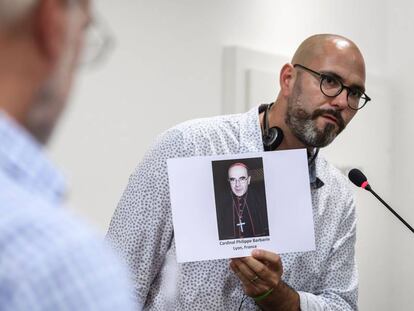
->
[312, 109, 345, 132]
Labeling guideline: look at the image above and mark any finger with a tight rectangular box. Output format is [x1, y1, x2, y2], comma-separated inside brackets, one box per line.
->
[232, 264, 270, 296]
[229, 259, 239, 273]
[239, 252, 283, 290]
[251, 249, 283, 274]
[233, 258, 258, 282]
[232, 259, 266, 288]
[240, 256, 273, 281]
[230, 259, 273, 297]
[230, 258, 244, 271]
[231, 261, 255, 286]
[252, 249, 281, 265]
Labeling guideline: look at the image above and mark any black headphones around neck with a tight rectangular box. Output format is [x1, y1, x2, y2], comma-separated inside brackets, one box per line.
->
[262, 103, 284, 151]
[260, 103, 319, 165]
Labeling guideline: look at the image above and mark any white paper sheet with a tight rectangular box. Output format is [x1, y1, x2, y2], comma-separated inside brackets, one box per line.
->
[167, 149, 315, 263]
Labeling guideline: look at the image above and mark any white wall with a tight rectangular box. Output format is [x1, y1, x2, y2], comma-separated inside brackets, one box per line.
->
[386, 1, 414, 309]
[48, 0, 406, 310]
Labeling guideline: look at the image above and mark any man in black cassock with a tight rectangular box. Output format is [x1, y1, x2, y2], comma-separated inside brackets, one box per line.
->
[216, 162, 269, 240]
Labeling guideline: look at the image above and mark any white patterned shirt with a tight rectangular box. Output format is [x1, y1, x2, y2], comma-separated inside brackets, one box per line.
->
[107, 106, 358, 311]
[0, 112, 136, 311]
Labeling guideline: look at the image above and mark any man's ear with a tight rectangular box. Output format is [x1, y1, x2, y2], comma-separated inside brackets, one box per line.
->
[279, 63, 296, 97]
[247, 176, 251, 185]
[34, 0, 68, 64]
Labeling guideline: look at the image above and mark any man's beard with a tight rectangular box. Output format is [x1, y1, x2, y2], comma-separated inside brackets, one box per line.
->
[24, 30, 78, 145]
[285, 81, 346, 148]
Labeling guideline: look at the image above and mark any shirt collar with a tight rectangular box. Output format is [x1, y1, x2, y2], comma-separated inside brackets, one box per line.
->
[0, 111, 66, 204]
[239, 105, 324, 189]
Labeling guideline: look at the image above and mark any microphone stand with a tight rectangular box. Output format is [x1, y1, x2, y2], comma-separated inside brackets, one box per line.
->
[367, 187, 414, 234]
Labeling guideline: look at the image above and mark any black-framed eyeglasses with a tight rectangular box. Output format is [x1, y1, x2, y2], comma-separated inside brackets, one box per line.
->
[293, 64, 371, 110]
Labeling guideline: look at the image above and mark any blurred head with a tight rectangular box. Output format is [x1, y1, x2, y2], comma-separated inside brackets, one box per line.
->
[277, 34, 366, 148]
[228, 163, 251, 197]
[0, 0, 92, 143]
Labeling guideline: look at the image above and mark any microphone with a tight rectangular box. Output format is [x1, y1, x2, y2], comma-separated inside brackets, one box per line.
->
[348, 168, 414, 234]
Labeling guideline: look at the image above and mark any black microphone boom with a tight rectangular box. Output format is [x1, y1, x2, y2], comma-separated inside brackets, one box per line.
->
[348, 168, 414, 234]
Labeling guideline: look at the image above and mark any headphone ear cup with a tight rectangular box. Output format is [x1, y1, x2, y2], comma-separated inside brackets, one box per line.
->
[263, 126, 284, 151]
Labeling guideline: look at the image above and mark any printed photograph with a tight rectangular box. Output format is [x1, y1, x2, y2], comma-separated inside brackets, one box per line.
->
[212, 157, 270, 240]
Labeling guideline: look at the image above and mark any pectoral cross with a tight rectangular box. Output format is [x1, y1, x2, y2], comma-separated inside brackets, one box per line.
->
[236, 217, 245, 233]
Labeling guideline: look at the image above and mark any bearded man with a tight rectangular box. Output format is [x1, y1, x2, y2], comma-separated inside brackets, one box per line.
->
[108, 34, 368, 311]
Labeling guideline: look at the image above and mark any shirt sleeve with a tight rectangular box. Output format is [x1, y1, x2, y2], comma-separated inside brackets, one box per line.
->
[298, 195, 358, 311]
[106, 129, 188, 306]
[0, 209, 136, 311]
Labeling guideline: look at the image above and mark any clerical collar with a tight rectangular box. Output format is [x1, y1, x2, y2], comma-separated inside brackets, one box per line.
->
[232, 192, 247, 200]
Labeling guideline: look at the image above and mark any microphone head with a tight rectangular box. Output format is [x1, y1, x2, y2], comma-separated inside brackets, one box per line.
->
[348, 168, 371, 190]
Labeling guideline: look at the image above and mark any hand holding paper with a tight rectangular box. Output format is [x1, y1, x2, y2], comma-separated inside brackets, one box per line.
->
[230, 249, 282, 296]
[230, 249, 300, 310]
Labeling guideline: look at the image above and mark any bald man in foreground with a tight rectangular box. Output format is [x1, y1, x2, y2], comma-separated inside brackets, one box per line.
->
[108, 34, 369, 310]
[0, 0, 134, 309]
